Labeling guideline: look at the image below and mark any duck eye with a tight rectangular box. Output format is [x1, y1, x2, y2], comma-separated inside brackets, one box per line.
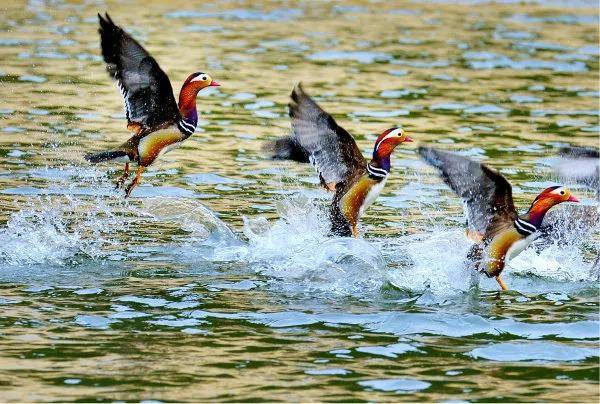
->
[202, 76, 207, 81]
[560, 190, 565, 195]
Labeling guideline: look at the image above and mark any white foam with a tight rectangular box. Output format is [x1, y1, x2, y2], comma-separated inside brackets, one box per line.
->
[386, 229, 476, 296]
[215, 196, 387, 295]
[0, 196, 122, 266]
[142, 198, 238, 246]
[509, 243, 596, 282]
[386, 222, 598, 297]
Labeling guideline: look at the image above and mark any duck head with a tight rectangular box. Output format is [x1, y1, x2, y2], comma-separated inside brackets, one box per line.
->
[179, 72, 220, 120]
[182, 72, 220, 91]
[527, 185, 579, 227]
[370, 127, 413, 171]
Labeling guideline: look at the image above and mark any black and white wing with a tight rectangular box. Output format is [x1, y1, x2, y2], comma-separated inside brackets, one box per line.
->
[418, 147, 517, 237]
[98, 13, 180, 134]
[286, 83, 366, 188]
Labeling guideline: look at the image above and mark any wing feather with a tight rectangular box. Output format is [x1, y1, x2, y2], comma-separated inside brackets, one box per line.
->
[98, 13, 180, 134]
[418, 147, 517, 238]
[288, 83, 366, 186]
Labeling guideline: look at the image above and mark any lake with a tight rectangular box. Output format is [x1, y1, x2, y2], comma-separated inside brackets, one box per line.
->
[0, 0, 598, 401]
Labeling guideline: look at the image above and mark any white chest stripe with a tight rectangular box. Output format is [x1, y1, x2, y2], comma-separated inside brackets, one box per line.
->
[514, 218, 537, 236]
[367, 163, 388, 178]
[177, 119, 196, 136]
[179, 119, 195, 132]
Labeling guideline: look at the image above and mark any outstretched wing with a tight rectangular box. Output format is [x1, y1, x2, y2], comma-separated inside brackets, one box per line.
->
[266, 136, 310, 163]
[287, 83, 366, 188]
[98, 13, 180, 134]
[418, 147, 517, 238]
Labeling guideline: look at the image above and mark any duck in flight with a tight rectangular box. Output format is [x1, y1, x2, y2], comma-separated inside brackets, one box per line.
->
[268, 84, 414, 238]
[418, 147, 579, 290]
[85, 13, 220, 197]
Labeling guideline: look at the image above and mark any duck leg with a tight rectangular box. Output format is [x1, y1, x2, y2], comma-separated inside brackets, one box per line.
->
[125, 165, 144, 198]
[115, 162, 130, 189]
[495, 276, 508, 291]
[351, 224, 359, 239]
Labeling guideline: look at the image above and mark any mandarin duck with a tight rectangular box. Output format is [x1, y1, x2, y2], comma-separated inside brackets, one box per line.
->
[268, 83, 413, 238]
[418, 147, 579, 291]
[85, 13, 220, 197]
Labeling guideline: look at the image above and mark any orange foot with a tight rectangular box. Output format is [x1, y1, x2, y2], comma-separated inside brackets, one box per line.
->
[495, 276, 508, 291]
[125, 166, 144, 198]
[115, 162, 130, 189]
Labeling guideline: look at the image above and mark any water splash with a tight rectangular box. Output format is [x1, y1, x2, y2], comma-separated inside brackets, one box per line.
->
[142, 198, 239, 246]
[0, 196, 123, 266]
[138, 198, 244, 264]
[386, 228, 476, 296]
[510, 243, 597, 282]
[386, 222, 598, 297]
[216, 195, 387, 295]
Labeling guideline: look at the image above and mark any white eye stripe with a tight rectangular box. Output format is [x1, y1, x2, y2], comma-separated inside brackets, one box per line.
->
[550, 187, 564, 195]
[190, 75, 209, 83]
[375, 128, 404, 151]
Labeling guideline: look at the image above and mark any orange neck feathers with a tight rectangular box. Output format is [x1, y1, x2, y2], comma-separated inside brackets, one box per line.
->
[178, 85, 199, 120]
[527, 195, 558, 227]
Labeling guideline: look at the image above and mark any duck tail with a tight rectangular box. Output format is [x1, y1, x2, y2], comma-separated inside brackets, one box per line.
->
[84, 150, 128, 164]
[264, 136, 309, 163]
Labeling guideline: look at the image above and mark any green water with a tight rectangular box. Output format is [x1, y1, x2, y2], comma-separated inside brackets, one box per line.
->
[0, 0, 598, 401]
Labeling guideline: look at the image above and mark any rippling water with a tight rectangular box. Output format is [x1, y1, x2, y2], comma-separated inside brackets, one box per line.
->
[0, 0, 598, 401]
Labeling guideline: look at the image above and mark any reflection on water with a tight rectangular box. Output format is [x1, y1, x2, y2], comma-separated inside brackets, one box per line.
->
[0, 0, 598, 401]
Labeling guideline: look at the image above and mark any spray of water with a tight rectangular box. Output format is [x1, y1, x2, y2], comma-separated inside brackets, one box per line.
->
[212, 195, 387, 295]
[0, 171, 596, 297]
[142, 198, 239, 246]
[384, 228, 476, 295]
[0, 195, 124, 265]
